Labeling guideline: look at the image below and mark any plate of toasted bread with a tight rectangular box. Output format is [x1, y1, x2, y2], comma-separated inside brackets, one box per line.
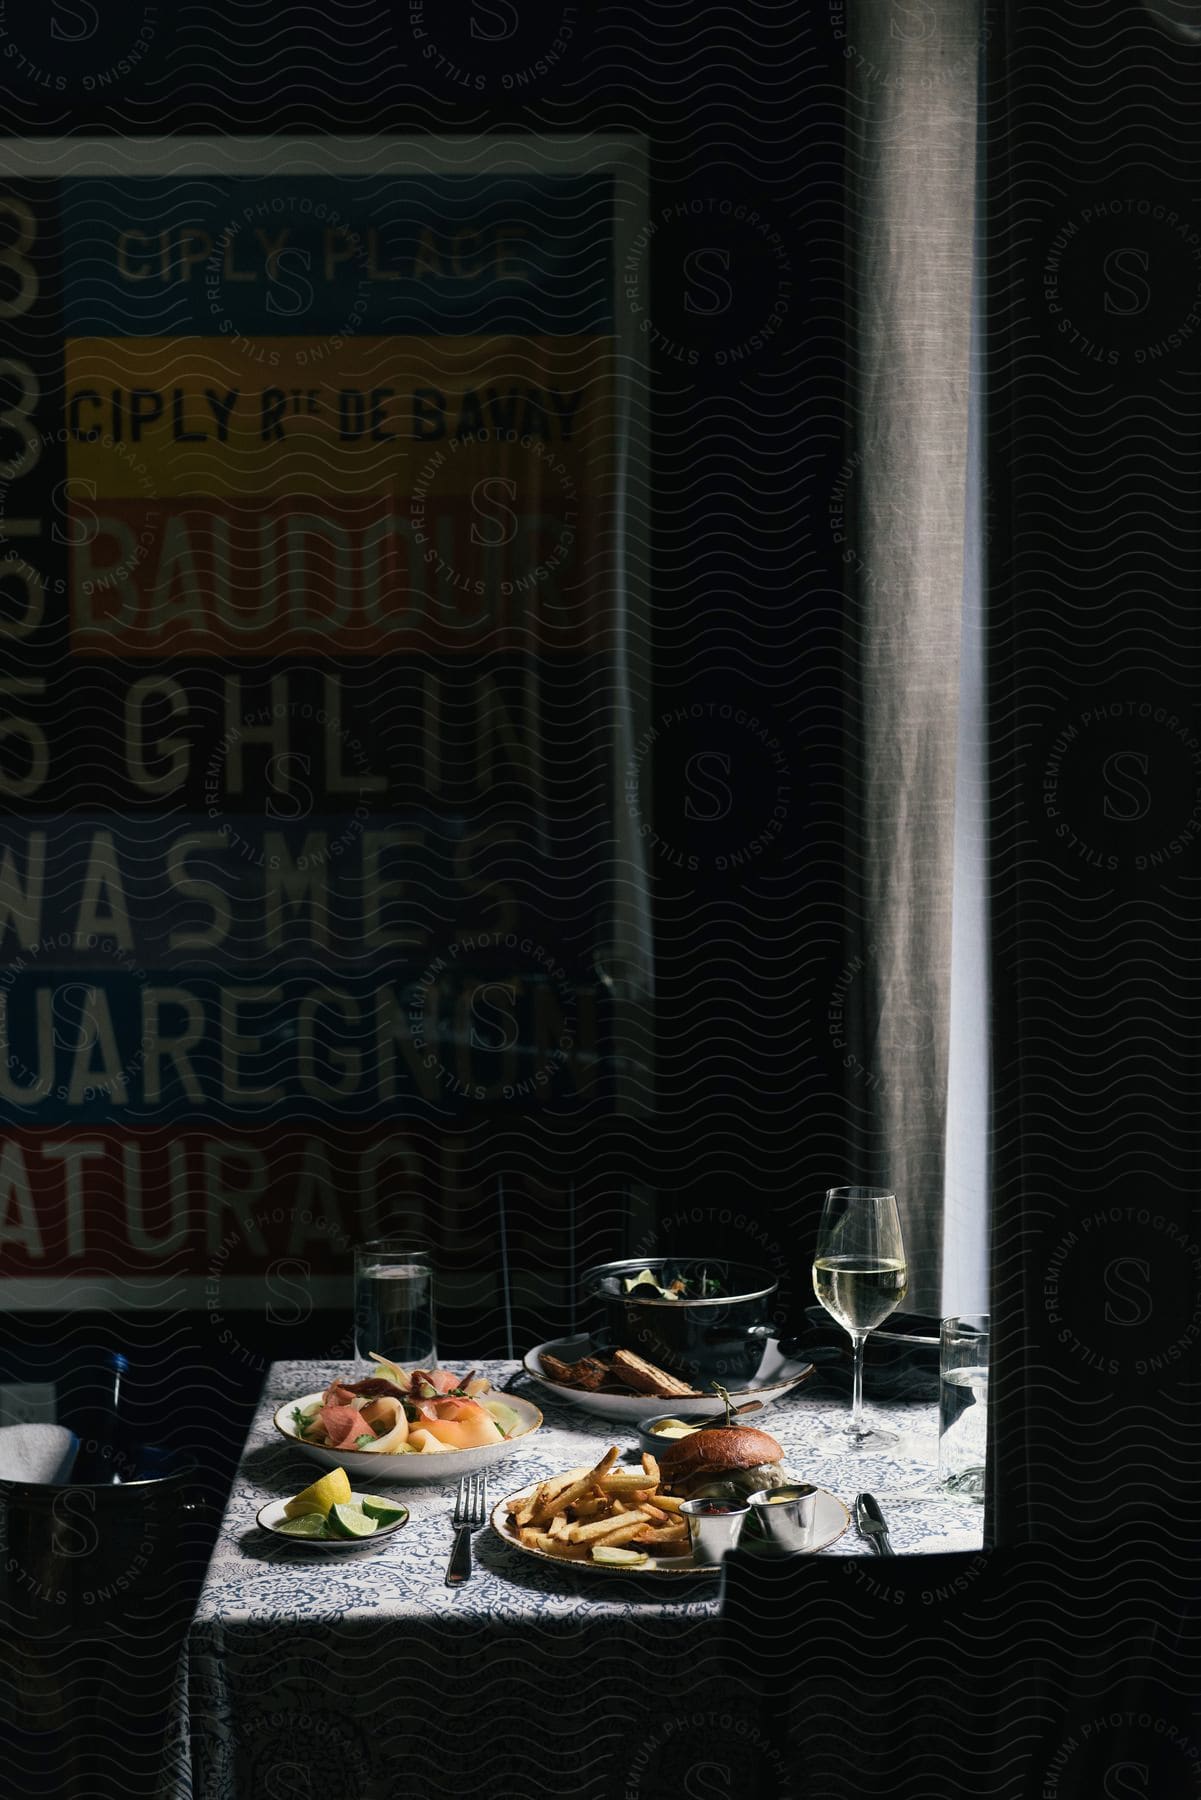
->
[521, 1334, 814, 1421]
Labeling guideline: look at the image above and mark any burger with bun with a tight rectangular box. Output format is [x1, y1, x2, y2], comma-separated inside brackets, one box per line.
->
[657, 1425, 787, 1503]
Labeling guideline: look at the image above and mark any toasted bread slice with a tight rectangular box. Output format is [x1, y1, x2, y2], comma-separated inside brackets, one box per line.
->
[539, 1352, 583, 1386]
[608, 1348, 701, 1399]
[566, 1356, 610, 1390]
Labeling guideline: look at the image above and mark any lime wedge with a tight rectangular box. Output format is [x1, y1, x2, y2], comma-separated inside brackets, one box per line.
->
[326, 1503, 378, 1540]
[283, 1467, 352, 1519]
[360, 1496, 408, 1527]
[590, 1545, 648, 1566]
[274, 1513, 329, 1539]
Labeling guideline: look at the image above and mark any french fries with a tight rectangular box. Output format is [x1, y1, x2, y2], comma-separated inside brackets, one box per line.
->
[513, 1466, 585, 1527]
[505, 1446, 691, 1564]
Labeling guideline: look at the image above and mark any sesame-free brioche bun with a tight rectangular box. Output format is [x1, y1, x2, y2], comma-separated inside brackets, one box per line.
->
[658, 1426, 785, 1497]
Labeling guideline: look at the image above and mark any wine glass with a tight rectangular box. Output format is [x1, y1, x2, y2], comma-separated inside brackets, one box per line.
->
[812, 1186, 908, 1450]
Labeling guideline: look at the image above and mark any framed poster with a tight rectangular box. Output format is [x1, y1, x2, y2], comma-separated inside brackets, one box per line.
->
[0, 136, 650, 1316]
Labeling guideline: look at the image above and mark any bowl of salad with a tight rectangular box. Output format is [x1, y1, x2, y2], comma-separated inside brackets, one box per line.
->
[274, 1360, 541, 1483]
[582, 1259, 779, 1387]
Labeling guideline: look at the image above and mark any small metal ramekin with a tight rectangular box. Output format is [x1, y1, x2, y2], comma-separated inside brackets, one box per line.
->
[746, 1484, 818, 1551]
[678, 1496, 751, 1563]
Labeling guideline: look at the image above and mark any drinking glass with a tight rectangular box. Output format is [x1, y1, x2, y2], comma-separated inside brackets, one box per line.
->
[353, 1243, 436, 1368]
[938, 1314, 988, 1500]
[812, 1186, 908, 1449]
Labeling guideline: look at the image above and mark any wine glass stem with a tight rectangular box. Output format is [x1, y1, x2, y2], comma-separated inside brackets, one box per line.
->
[850, 1329, 868, 1436]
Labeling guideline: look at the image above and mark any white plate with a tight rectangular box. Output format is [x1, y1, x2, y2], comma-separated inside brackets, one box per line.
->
[521, 1336, 815, 1423]
[273, 1389, 543, 1484]
[492, 1478, 848, 1579]
[257, 1492, 409, 1549]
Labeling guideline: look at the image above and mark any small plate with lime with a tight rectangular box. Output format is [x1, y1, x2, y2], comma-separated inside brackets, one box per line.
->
[257, 1467, 409, 1549]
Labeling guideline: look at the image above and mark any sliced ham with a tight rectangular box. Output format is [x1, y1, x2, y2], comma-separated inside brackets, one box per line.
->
[411, 1395, 476, 1423]
[409, 1369, 465, 1396]
[320, 1403, 370, 1448]
[322, 1380, 358, 1408]
[337, 1377, 411, 1401]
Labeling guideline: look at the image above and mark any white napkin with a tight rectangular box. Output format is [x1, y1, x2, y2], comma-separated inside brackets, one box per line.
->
[905, 1527, 985, 1556]
[0, 1422, 79, 1485]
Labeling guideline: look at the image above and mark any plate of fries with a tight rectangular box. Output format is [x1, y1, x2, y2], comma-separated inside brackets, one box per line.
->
[493, 1445, 713, 1578]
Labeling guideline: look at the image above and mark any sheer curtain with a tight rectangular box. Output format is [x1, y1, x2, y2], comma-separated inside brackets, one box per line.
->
[845, 0, 987, 1315]
[941, 59, 990, 1318]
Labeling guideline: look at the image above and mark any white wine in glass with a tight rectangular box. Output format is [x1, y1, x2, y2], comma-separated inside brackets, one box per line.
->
[812, 1186, 908, 1449]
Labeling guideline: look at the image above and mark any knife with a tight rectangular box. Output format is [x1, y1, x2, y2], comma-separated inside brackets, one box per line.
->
[854, 1491, 895, 1556]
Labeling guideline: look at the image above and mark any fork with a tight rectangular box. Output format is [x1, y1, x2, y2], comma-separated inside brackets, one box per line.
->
[445, 1472, 488, 1587]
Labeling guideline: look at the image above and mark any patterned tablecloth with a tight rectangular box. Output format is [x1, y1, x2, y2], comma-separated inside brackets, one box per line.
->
[172, 1360, 984, 1800]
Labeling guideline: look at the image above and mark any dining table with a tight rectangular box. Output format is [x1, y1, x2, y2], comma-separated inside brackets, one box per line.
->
[168, 1359, 984, 1800]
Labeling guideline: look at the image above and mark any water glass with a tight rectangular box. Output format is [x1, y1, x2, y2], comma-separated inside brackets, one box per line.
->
[938, 1313, 988, 1501]
[353, 1243, 436, 1368]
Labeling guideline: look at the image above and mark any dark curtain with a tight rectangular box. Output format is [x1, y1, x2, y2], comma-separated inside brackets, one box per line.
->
[985, 0, 1201, 1786]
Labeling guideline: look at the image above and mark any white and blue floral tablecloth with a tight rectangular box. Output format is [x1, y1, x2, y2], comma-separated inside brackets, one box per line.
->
[171, 1361, 983, 1800]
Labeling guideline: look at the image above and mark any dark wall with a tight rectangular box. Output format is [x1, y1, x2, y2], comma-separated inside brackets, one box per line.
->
[989, 0, 1201, 1531]
[0, 6, 851, 1469]
[987, 0, 1201, 1787]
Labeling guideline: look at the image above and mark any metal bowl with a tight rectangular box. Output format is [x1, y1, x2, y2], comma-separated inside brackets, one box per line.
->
[583, 1257, 779, 1386]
